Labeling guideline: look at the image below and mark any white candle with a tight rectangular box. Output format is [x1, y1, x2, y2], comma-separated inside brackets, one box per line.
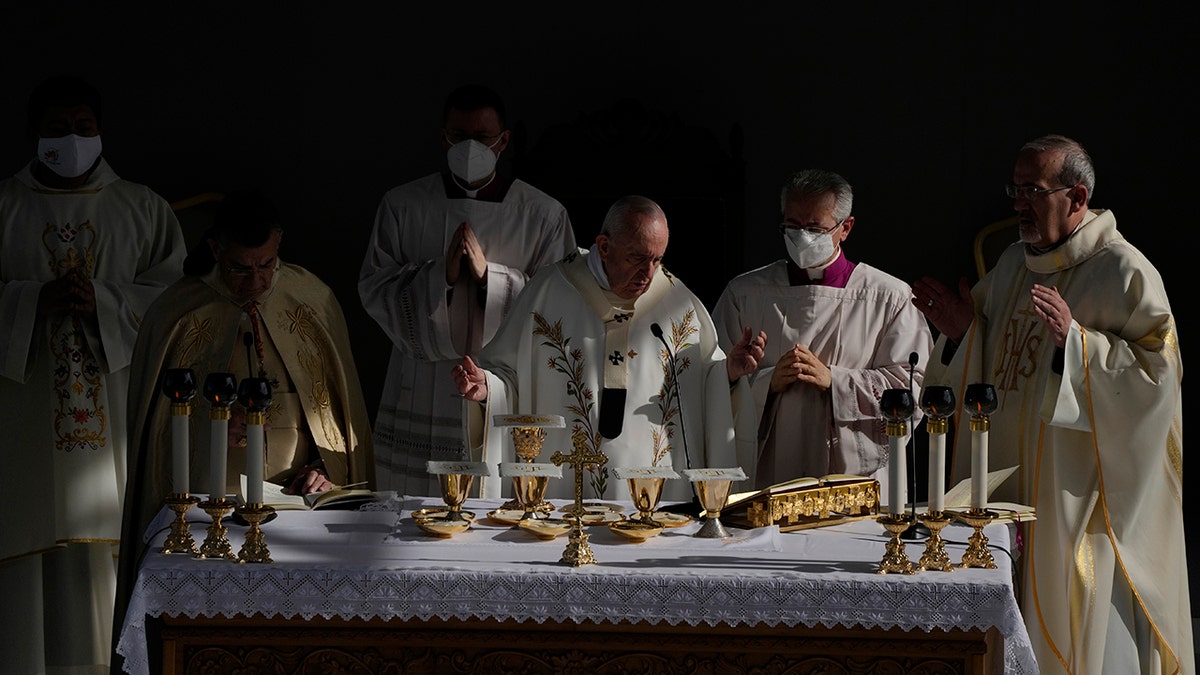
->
[171, 412, 190, 494]
[887, 434, 906, 515]
[970, 426, 988, 509]
[209, 416, 229, 502]
[246, 420, 264, 505]
[927, 432, 945, 513]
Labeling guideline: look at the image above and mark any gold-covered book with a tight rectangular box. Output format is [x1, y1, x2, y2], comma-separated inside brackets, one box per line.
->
[723, 475, 880, 532]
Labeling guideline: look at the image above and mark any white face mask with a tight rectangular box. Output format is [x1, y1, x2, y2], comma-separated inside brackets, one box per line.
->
[446, 137, 501, 184]
[783, 226, 839, 268]
[37, 134, 103, 178]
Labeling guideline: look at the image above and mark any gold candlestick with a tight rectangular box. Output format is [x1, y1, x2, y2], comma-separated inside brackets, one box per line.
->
[551, 436, 607, 566]
[917, 512, 954, 572]
[160, 494, 201, 555]
[196, 497, 237, 561]
[956, 508, 998, 569]
[875, 513, 917, 574]
[235, 504, 275, 564]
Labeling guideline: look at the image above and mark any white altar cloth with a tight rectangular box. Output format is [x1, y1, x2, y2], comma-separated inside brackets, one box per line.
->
[118, 495, 1036, 674]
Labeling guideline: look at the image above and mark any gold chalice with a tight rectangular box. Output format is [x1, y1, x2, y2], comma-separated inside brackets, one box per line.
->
[426, 460, 491, 522]
[612, 466, 679, 523]
[500, 462, 562, 522]
[682, 468, 747, 538]
[494, 414, 565, 511]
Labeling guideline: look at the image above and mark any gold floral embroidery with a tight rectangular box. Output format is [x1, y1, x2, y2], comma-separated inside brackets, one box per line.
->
[653, 310, 696, 466]
[42, 220, 105, 451]
[282, 303, 343, 452]
[534, 312, 606, 497]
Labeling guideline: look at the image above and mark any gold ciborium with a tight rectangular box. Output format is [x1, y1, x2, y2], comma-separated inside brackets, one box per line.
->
[426, 460, 491, 522]
[499, 462, 562, 521]
[682, 468, 747, 538]
[493, 414, 565, 512]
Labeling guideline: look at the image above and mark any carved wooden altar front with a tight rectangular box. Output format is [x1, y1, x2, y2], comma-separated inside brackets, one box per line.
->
[153, 614, 999, 674]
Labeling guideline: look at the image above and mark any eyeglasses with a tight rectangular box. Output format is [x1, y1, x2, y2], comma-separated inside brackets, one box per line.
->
[444, 130, 503, 145]
[779, 219, 845, 236]
[1005, 184, 1073, 200]
[222, 263, 275, 279]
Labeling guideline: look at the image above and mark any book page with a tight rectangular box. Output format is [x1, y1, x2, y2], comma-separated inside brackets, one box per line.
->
[305, 487, 378, 509]
[937, 466, 1035, 521]
[240, 475, 308, 510]
[942, 465, 1018, 508]
[727, 478, 807, 506]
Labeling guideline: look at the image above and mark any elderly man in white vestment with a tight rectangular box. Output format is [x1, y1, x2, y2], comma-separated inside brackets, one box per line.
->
[912, 134, 1193, 674]
[713, 169, 931, 495]
[112, 190, 375, 668]
[0, 75, 186, 674]
[360, 83, 576, 498]
[453, 195, 765, 502]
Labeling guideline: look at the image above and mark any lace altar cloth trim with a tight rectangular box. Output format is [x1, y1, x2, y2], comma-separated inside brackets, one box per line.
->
[117, 495, 1035, 675]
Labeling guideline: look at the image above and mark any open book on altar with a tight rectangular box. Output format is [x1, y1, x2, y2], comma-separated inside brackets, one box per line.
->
[240, 475, 380, 511]
[923, 466, 1036, 523]
[724, 474, 881, 531]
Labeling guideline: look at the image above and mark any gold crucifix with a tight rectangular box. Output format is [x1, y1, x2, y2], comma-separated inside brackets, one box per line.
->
[551, 437, 607, 566]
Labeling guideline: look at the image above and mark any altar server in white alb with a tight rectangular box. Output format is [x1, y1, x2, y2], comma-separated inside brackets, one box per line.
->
[0, 75, 186, 674]
[712, 169, 931, 494]
[913, 134, 1192, 674]
[453, 195, 765, 502]
[360, 84, 577, 497]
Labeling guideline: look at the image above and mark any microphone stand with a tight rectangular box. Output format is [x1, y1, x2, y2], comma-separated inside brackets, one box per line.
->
[901, 352, 927, 540]
[651, 323, 702, 517]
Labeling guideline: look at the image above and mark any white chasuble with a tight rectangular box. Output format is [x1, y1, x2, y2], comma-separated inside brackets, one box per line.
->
[360, 174, 576, 497]
[927, 210, 1191, 674]
[467, 249, 745, 503]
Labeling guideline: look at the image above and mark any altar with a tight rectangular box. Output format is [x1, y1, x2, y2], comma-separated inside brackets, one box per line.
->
[117, 494, 1036, 674]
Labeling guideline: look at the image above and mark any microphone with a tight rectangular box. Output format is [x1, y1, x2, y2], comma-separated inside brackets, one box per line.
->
[902, 351, 926, 539]
[653, 322, 704, 517]
[651, 322, 692, 471]
[244, 332, 255, 377]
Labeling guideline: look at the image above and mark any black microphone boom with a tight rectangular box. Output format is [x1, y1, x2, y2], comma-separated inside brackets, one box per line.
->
[903, 351, 924, 539]
[651, 322, 691, 471]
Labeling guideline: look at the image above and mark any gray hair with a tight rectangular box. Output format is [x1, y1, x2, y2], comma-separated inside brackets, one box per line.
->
[780, 169, 853, 224]
[1021, 134, 1096, 200]
[599, 195, 667, 240]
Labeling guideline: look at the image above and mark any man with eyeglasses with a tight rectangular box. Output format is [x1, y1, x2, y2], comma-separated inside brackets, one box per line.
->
[0, 74, 187, 674]
[360, 84, 576, 498]
[712, 169, 932, 495]
[912, 135, 1192, 673]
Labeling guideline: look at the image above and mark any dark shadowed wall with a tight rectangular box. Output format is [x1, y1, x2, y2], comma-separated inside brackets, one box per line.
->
[2, 3, 1195, 619]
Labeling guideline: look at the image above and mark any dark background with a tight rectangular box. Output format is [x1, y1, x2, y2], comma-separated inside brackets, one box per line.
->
[3, 4, 1195, 627]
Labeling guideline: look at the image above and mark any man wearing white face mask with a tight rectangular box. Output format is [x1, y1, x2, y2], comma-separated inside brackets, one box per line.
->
[360, 83, 577, 497]
[712, 169, 931, 495]
[0, 74, 186, 673]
